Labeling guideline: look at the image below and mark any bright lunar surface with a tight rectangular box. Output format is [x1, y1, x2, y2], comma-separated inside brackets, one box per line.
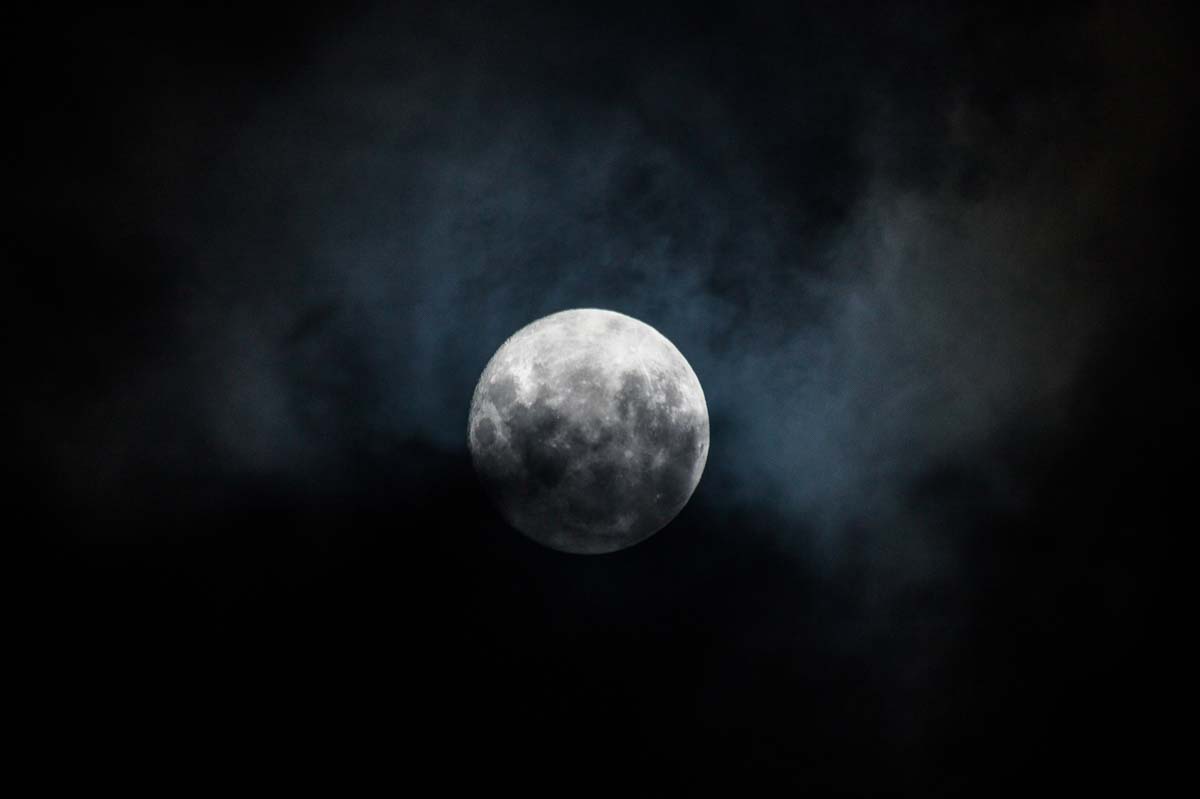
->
[468, 309, 709, 554]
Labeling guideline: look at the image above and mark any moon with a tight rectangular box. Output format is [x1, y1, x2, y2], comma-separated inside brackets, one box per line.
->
[468, 309, 709, 554]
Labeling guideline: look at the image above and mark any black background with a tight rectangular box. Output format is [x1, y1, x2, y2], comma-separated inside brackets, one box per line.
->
[16, 1, 1195, 792]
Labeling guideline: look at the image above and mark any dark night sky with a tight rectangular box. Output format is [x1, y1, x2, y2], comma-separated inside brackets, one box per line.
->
[15, 1, 1196, 792]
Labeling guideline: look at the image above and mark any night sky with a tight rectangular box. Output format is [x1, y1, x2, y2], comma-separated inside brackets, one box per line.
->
[17, 1, 1195, 792]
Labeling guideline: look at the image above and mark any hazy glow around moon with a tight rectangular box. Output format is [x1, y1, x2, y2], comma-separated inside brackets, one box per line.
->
[468, 309, 709, 554]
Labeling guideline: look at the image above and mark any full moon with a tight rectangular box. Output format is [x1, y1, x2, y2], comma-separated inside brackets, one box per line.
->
[468, 309, 709, 554]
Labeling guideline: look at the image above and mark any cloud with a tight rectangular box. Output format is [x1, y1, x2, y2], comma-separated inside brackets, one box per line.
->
[37, 3, 1184, 560]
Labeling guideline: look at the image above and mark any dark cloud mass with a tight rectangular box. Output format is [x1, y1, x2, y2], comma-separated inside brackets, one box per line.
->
[16, 1, 1194, 793]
